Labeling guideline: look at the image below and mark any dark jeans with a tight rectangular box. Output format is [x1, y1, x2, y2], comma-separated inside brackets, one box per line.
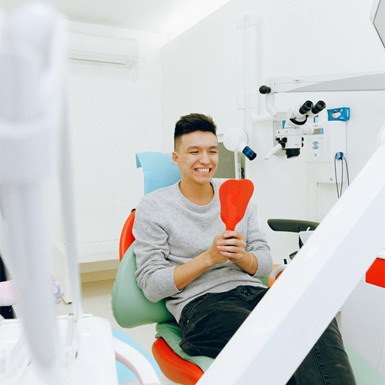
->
[179, 285, 356, 385]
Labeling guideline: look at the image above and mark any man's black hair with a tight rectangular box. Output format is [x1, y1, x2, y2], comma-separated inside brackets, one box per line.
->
[174, 113, 217, 149]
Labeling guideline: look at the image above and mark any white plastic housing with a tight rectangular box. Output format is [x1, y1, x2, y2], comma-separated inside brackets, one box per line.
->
[198, 145, 385, 384]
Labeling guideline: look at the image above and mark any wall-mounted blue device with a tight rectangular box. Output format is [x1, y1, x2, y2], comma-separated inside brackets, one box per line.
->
[327, 107, 350, 121]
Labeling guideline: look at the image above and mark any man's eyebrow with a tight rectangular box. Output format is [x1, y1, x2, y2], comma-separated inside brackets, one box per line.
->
[186, 145, 218, 150]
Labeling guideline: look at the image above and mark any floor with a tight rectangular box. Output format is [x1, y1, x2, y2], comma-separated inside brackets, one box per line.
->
[57, 278, 177, 385]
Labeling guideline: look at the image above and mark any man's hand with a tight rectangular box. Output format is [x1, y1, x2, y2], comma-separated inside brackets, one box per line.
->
[174, 230, 257, 290]
[216, 230, 246, 262]
[216, 230, 258, 275]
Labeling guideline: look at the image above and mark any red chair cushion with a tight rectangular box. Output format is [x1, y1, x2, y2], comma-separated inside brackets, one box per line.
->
[119, 210, 136, 260]
[152, 338, 204, 385]
[366, 257, 385, 288]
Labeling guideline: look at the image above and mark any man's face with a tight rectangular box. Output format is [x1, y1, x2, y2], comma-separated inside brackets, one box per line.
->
[173, 131, 218, 186]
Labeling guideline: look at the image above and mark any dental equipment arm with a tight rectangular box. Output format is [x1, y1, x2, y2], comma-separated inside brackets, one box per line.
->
[0, 4, 84, 383]
[0, 5, 161, 385]
[198, 141, 385, 384]
[0, 5, 66, 377]
[59, 95, 83, 320]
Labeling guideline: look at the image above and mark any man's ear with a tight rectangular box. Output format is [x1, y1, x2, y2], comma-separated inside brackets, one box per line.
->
[172, 151, 178, 165]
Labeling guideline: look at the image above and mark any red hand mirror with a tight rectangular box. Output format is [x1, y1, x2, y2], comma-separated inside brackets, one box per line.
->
[219, 179, 254, 231]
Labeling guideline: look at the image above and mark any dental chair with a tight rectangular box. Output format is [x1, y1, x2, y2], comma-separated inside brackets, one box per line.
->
[111, 152, 318, 384]
[111, 152, 295, 384]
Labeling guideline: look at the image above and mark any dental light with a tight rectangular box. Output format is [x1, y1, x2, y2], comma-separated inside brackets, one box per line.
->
[260, 85, 326, 159]
[223, 128, 257, 160]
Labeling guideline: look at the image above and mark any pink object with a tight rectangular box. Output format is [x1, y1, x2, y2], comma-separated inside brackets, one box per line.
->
[0, 280, 17, 306]
[0, 277, 63, 307]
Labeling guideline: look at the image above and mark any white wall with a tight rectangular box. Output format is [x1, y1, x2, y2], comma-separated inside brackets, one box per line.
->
[61, 0, 385, 265]
[161, 0, 385, 259]
[61, 30, 166, 265]
[58, 0, 385, 266]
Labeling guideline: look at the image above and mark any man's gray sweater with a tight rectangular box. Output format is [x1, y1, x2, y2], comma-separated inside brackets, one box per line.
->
[133, 181, 272, 322]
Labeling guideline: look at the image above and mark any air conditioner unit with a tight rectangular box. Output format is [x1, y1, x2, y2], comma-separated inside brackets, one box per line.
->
[67, 24, 139, 68]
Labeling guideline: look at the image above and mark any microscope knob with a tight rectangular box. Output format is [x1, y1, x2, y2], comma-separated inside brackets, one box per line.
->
[259, 85, 271, 94]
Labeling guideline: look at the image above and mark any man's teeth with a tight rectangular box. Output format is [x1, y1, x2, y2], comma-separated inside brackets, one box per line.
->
[196, 168, 210, 172]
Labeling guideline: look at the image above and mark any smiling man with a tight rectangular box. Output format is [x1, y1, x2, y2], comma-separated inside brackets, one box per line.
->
[134, 113, 270, 323]
[133, 113, 356, 384]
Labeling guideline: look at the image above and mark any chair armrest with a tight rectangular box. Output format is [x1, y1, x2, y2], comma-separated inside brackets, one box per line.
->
[267, 219, 319, 233]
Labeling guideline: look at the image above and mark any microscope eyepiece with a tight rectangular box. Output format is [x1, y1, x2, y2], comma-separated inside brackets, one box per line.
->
[311, 100, 326, 114]
[298, 100, 313, 115]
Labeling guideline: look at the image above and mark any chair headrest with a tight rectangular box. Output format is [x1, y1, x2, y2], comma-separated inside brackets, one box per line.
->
[136, 152, 180, 194]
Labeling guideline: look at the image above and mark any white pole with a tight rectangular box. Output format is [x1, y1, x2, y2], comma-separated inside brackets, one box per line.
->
[234, 13, 260, 178]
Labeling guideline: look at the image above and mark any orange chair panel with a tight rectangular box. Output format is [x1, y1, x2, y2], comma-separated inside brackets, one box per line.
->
[366, 257, 385, 288]
[119, 210, 136, 260]
[152, 337, 203, 385]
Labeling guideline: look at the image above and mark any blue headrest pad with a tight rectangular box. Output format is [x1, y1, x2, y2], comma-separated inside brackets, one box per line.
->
[136, 152, 181, 194]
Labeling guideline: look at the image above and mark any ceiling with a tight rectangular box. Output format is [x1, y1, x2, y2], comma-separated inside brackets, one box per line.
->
[0, 0, 231, 38]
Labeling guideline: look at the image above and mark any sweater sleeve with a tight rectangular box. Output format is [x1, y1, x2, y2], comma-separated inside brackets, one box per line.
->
[133, 195, 181, 302]
[245, 203, 273, 278]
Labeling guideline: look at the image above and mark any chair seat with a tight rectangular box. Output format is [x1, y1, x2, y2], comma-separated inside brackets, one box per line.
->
[155, 322, 213, 372]
[152, 322, 213, 384]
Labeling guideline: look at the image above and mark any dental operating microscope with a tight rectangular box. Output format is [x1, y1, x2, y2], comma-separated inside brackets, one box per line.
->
[259, 85, 326, 159]
[222, 87, 326, 162]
